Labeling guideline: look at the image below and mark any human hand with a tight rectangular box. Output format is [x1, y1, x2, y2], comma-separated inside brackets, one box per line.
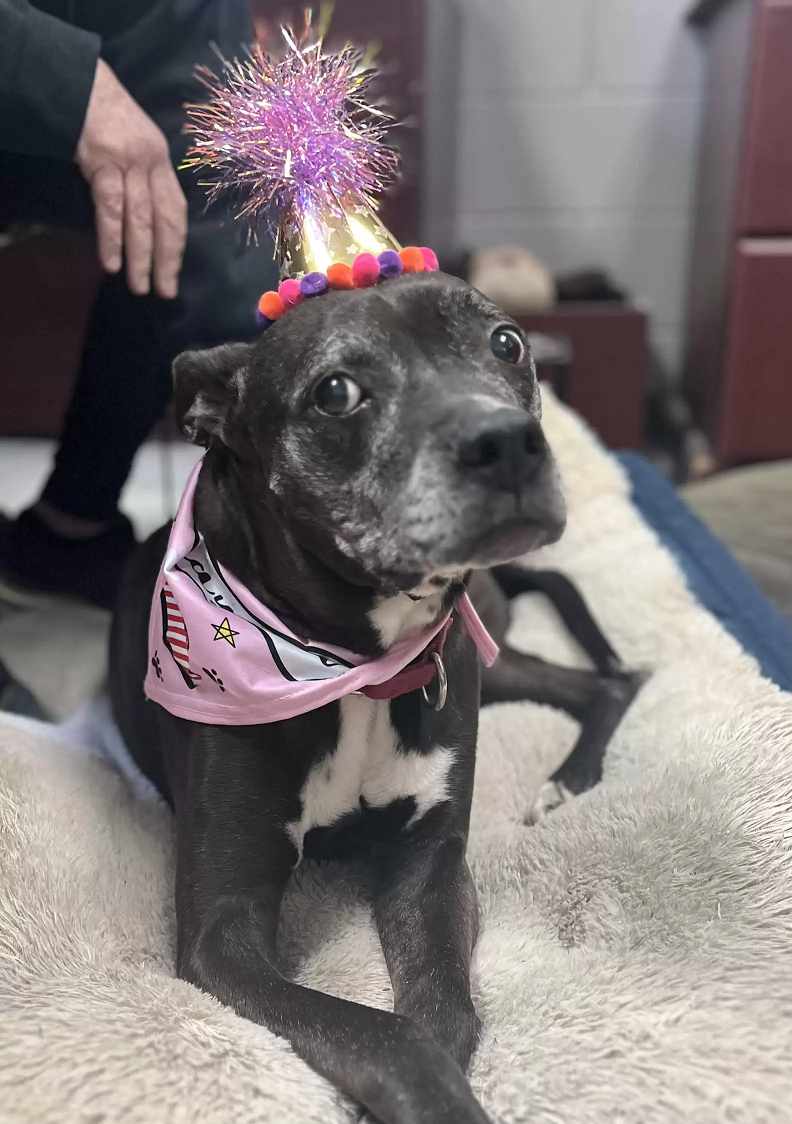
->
[75, 59, 187, 299]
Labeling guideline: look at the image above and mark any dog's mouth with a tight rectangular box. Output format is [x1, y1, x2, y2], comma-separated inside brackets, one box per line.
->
[311, 463, 567, 592]
[465, 517, 558, 566]
[378, 505, 567, 592]
[454, 509, 566, 569]
[445, 470, 568, 569]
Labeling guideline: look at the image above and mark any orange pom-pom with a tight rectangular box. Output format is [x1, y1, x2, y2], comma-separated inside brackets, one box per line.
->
[257, 291, 285, 320]
[399, 247, 426, 273]
[327, 262, 355, 290]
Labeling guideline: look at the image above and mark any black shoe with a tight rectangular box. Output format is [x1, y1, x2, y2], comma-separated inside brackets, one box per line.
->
[0, 508, 136, 611]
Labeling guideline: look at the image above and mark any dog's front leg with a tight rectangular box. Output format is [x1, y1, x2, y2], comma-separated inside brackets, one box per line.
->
[373, 828, 480, 1074]
[169, 724, 490, 1124]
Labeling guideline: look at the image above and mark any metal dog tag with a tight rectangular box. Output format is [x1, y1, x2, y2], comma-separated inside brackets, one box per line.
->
[421, 652, 448, 712]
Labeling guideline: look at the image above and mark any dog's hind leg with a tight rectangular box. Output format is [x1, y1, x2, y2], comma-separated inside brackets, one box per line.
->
[480, 645, 642, 819]
[481, 645, 643, 823]
[480, 646, 606, 713]
[491, 565, 625, 676]
[524, 668, 644, 824]
[480, 565, 645, 821]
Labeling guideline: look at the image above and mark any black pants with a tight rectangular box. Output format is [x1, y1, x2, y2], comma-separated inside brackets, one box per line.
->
[0, 0, 277, 521]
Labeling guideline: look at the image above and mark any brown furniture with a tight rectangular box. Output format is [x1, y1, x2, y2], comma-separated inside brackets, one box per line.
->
[0, 230, 100, 437]
[518, 305, 648, 450]
[684, 0, 792, 465]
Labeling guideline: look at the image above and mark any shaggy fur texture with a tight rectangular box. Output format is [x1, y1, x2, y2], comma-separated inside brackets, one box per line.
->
[2, 392, 792, 1123]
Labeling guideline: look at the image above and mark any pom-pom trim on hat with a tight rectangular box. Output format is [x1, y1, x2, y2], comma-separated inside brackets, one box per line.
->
[278, 279, 303, 308]
[256, 247, 439, 328]
[326, 262, 355, 290]
[351, 252, 380, 289]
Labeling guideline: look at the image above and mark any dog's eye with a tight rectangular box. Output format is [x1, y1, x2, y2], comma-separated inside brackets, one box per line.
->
[490, 326, 525, 364]
[313, 374, 364, 417]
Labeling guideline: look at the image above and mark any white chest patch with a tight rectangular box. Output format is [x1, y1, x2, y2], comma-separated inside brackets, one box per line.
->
[369, 590, 446, 648]
[287, 693, 454, 857]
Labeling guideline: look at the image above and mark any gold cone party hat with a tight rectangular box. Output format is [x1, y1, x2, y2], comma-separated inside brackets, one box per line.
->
[183, 8, 438, 323]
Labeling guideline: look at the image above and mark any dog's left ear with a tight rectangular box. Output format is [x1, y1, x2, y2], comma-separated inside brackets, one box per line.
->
[172, 342, 252, 447]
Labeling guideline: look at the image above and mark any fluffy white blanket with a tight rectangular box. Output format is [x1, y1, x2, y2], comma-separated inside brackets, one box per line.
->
[2, 393, 791, 1123]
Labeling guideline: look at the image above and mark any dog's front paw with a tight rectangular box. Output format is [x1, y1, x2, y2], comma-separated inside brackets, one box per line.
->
[525, 779, 573, 825]
[396, 995, 480, 1075]
[356, 1029, 491, 1124]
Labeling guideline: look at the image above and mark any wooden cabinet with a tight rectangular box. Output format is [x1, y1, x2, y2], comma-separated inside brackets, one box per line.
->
[0, 231, 100, 438]
[737, 2, 792, 233]
[518, 305, 648, 451]
[719, 239, 792, 461]
[684, 0, 792, 465]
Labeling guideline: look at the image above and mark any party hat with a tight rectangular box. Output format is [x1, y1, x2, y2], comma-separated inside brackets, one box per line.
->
[183, 9, 438, 328]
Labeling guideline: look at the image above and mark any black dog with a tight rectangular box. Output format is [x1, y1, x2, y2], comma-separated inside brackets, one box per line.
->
[111, 271, 635, 1123]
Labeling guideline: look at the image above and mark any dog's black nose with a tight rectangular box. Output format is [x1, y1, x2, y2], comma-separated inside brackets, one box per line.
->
[456, 408, 546, 491]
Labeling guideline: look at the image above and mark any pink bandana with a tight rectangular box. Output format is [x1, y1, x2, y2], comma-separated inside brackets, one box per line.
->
[145, 461, 499, 726]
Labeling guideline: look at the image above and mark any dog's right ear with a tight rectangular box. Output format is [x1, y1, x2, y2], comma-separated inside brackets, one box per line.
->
[172, 343, 252, 447]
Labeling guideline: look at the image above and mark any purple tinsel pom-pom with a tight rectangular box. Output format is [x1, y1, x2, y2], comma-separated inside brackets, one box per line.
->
[300, 272, 330, 297]
[378, 250, 403, 279]
[183, 39, 400, 244]
[255, 308, 270, 327]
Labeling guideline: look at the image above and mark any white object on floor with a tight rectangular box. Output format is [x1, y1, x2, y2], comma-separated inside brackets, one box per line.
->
[0, 601, 110, 721]
[1, 391, 791, 1123]
[0, 439, 201, 717]
[0, 438, 201, 540]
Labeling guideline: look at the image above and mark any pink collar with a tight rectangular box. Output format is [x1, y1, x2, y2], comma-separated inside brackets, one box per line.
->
[145, 460, 498, 726]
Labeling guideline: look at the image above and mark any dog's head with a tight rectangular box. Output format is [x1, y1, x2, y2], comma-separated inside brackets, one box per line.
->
[174, 272, 566, 590]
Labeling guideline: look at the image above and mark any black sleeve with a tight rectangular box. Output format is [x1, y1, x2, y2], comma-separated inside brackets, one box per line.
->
[0, 0, 100, 161]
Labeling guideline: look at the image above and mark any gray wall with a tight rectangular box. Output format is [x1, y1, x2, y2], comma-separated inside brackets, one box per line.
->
[425, 0, 705, 377]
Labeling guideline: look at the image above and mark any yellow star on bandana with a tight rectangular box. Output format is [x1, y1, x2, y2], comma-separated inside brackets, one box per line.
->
[212, 617, 239, 647]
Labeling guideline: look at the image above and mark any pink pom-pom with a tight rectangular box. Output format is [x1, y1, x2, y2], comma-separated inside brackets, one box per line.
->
[278, 279, 303, 309]
[420, 247, 439, 272]
[352, 253, 380, 288]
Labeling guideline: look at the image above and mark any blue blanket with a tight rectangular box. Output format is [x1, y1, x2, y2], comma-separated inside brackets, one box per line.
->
[619, 453, 792, 692]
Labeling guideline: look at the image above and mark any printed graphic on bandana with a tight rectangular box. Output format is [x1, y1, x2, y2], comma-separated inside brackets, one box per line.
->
[212, 617, 239, 646]
[173, 534, 354, 682]
[161, 583, 202, 688]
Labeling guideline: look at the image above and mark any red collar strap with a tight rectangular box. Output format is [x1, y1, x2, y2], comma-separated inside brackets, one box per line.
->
[360, 617, 453, 709]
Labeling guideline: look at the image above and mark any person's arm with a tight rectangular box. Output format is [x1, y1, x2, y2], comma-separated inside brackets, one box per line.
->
[0, 2, 187, 297]
[0, 0, 100, 161]
[75, 58, 188, 298]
